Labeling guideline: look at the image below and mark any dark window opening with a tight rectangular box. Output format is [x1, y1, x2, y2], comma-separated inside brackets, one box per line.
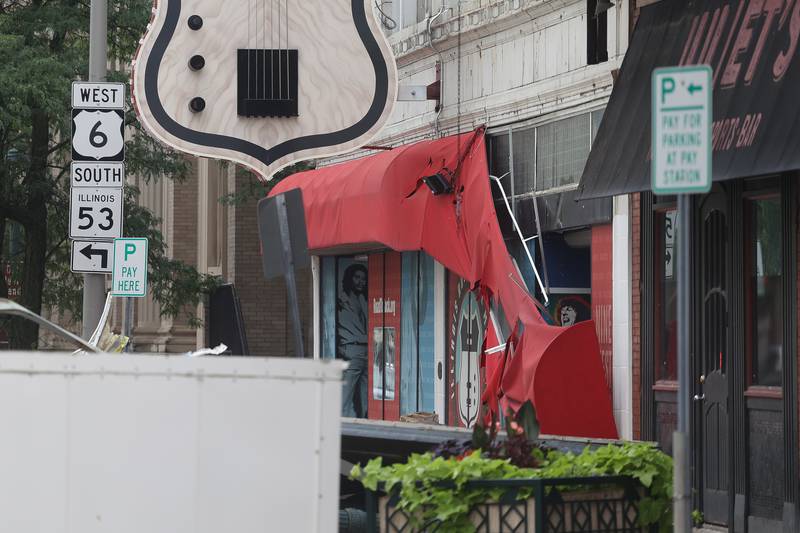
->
[654, 208, 678, 381]
[745, 195, 783, 387]
[587, 0, 609, 65]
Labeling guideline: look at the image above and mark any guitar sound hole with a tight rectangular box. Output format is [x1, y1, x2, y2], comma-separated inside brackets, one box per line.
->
[236, 49, 299, 118]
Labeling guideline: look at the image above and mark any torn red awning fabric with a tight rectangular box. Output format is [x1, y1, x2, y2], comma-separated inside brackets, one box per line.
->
[270, 129, 617, 439]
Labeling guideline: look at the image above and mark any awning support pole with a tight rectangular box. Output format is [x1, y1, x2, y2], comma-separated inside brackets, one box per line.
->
[490, 174, 549, 305]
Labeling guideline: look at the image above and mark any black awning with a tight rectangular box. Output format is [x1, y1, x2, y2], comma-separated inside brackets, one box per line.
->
[578, 0, 800, 199]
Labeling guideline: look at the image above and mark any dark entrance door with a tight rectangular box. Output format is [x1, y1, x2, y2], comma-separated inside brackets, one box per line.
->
[697, 191, 729, 525]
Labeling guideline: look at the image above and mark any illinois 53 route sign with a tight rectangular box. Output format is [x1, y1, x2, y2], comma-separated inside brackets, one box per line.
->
[70, 188, 123, 240]
[72, 109, 125, 162]
[112, 238, 148, 297]
[70, 240, 113, 274]
[651, 65, 712, 194]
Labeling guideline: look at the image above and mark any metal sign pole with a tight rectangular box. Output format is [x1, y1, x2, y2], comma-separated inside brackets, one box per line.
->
[674, 192, 692, 533]
[651, 65, 711, 533]
[81, 0, 108, 339]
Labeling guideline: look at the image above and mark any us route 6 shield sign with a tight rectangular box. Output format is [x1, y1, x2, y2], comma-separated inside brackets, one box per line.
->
[72, 109, 125, 162]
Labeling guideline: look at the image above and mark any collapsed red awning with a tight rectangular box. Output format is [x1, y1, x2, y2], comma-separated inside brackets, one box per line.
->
[270, 130, 617, 439]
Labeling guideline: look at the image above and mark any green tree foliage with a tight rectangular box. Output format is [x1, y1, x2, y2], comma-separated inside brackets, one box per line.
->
[0, 0, 220, 348]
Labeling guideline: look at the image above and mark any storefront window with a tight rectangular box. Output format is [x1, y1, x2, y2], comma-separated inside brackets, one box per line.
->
[745, 196, 783, 387]
[655, 209, 678, 381]
[320, 256, 370, 417]
[321, 252, 442, 421]
[400, 252, 435, 415]
[320, 256, 337, 360]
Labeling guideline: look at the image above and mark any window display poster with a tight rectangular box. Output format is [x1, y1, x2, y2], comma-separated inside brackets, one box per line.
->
[336, 256, 369, 418]
[545, 293, 592, 327]
[367, 252, 402, 421]
[372, 327, 396, 401]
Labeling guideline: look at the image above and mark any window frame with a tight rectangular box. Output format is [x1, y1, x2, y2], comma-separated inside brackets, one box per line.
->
[486, 107, 606, 204]
[742, 182, 784, 390]
[652, 200, 678, 385]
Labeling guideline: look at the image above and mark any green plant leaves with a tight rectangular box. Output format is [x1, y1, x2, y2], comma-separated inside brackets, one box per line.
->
[351, 442, 673, 531]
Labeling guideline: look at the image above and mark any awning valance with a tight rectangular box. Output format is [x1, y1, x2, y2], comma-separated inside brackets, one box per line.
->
[578, 0, 800, 199]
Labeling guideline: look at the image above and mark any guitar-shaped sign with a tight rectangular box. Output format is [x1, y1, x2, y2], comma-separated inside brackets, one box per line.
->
[132, 0, 398, 180]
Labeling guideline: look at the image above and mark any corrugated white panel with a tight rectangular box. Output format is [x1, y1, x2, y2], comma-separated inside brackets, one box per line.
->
[568, 16, 585, 72]
[533, 30, 546, 81]
[559, 20, 570, 74]
[463, 52, 475, 102]
[521, 32, 535, 86]
[543, 25, 559, 79]
[481, 46, 494, 97]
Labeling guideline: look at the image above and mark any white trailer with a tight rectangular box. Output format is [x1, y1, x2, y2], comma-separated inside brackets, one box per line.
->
[0, 353, 344, 533]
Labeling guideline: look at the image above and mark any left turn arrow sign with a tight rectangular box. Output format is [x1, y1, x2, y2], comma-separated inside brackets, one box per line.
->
[71, 240, 113, 274]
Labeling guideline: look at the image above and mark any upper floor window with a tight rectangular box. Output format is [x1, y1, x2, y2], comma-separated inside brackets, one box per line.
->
[587, 0, 609, 65]
[488, 108, 605, 201]
[377, 0, 457, 32]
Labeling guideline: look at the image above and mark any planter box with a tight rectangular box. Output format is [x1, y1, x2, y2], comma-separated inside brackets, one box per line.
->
[370, 477, 655, 533]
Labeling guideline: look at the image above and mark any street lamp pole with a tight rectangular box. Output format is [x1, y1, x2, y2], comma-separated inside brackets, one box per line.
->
[82, 0, 108, 339]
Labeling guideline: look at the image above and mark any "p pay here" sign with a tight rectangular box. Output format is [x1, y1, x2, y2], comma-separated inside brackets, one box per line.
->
[111, 238, 148, 298]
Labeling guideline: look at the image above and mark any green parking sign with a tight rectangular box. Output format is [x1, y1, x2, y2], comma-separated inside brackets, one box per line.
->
[111, 238, 148, 297]
[651, 65, 712, 194]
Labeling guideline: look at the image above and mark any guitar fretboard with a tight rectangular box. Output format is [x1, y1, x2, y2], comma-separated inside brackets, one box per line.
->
[237, 49, 299, 118]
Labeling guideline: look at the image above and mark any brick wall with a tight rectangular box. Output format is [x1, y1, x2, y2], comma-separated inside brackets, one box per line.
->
[166, 160, 200, 352]
[631, 193, 642, 440]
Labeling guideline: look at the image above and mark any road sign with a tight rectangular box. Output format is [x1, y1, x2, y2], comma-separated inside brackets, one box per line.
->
[651, 65, 712, 194]
[72, 109, 125, 162]
[70, 187, 123, 240]
[71, 240, 113, 274]
[71, 81, 125, 110]
[112, 238, 148, 297]
[71, 162, 124, 188]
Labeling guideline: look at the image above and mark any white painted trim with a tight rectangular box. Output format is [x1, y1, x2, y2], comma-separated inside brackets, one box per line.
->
[312, 256, 321, 360]
[612, 195, 633, 440]
[434, 261, 446, 423]
[548, 287, 592, 294]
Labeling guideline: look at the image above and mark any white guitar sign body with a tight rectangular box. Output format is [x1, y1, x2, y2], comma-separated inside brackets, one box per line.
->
[132, 0, 397, 180]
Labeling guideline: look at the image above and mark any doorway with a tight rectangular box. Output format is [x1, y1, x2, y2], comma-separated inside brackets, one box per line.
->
[697, 190, 730, 526]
